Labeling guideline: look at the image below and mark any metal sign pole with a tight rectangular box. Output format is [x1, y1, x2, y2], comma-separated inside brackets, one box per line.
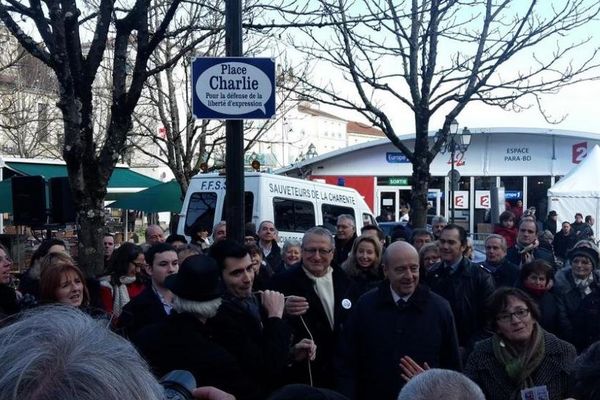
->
[225, 0, 244, 243]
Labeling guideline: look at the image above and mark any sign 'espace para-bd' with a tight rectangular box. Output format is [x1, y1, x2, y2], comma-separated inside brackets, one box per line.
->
[192, 57, 276, 120]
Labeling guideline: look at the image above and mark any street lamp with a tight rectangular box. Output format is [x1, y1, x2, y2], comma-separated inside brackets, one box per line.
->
[448, 121, 471, 224]
[306, 143, 318, 159]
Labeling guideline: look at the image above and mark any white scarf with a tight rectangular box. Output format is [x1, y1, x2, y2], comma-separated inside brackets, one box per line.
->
[303, 266, 335, 330]
[574, 273, 594, 297]
[100, 276, 136, 318]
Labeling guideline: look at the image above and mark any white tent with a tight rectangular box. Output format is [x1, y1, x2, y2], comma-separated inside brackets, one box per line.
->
[547, 144, 600, 239]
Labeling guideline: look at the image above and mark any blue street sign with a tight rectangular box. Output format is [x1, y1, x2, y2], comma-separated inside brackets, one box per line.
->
[386, 152, 410, 163]
[192, 57, 276, 120]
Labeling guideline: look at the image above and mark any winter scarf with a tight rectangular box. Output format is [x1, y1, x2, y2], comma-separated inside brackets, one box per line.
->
[492, 322, 545, 389]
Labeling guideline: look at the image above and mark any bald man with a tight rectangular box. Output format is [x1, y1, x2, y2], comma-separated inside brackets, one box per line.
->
[336, 241, 461, 400]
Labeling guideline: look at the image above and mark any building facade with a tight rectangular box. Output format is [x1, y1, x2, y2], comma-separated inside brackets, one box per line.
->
[278, 128, 600, 234]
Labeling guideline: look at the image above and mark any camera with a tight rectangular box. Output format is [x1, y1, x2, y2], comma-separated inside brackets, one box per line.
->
[160, 370, 196, 400]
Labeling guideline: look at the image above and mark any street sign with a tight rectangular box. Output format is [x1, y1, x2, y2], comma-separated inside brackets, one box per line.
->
[192, 57, 276, 120]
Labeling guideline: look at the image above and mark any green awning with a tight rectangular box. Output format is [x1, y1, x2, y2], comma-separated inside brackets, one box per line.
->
[108, 180, 183, 213]
[5, 162, 161, 188]
[0, 161, 162, 213]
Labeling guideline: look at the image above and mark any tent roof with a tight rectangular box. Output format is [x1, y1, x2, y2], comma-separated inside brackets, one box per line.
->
[548, 145, 600, 197]
[108, 180, 183, 213]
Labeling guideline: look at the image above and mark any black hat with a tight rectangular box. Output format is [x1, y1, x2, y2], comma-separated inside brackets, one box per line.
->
[549, 210, 557, 217]
[165, 254, 222, 301]
[568, 246, 599, 270]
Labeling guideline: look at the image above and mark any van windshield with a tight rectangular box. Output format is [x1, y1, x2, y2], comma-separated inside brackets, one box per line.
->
[184, 192, 217, 237]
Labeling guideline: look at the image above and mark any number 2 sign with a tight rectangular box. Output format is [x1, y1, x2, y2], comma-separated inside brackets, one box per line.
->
[572, 142, 587, 164]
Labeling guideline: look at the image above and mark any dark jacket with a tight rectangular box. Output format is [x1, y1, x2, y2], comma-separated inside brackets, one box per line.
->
[506, 245, 555, 268]
[269, 264, 351, 388]
[518, 284, 562, 338]
[207, 294, 292, 396]
[336, 283, 461, 400]
[117, 286, 169, 338]
[133, 312, 258, 400]
[261, 240, 282, 274]
[554, 267, 600, 343]
[571, 286, 600, 352]
[481, 258, 519, 288]
[425, 257, 496, 350]
[572, 221, 593, 239]
[552, 231, 576, 260]
[344, 268, 384, 304]
[465, 330, 576, 400]
[0, 284, 19, 319]
[333, 234, 357, 269]
[544, 218, 558, 235]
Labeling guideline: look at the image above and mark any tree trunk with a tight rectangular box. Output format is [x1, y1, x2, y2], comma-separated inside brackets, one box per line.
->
[411, 156, 431, 228]
[77, 204, 106, 278]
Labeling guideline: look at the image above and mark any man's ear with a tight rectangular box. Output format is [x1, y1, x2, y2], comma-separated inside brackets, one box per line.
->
[382, 263, 388, 278]
[144, 264, 153, 276]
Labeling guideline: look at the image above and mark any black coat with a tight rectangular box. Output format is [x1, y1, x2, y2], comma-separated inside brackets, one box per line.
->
[133, 312, 258, 400]
[425, 257, 496, 350]
[0, 284, 19, 319]
[269, 264, 351, 388]
[336, 283, 461, 400]
[517, 284, 562, 338]
[552, 231, 576, 260]
[333, 234, 357, 269]
[261, 240, 282, 274]
[571, 287, 600, 352]
[555, 267, 600, 344]
[344, 268, 384, 305]
[465, 330, 576, 400]
[481, 258, 519, 288]
[117, 286, 169, 338]
[207, 295, 292, 396]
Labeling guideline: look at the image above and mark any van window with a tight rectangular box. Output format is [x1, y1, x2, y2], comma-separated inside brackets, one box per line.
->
[185, 192, 217, 236]
[221, 192, 254, 224]
[273, 197, 315, 232]
[321, 204, 355, 234]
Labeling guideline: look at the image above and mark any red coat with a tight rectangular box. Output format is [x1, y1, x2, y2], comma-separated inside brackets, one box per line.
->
[99, 281, 145, 314]
[493, 225, 517, 248]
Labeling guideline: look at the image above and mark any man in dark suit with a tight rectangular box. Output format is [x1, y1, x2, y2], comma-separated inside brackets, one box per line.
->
[118, 243, 178, 338]
[270, 226, 351, 388]
[425, 224, 495, 355]
[337, 241, 461, 400]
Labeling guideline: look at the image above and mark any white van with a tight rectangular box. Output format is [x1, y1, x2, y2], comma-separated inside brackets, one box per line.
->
[177, 172, 375, 242]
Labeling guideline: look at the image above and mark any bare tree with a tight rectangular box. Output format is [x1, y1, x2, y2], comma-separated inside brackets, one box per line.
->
[285, 0, 600, 227]
[0, 0, 222, 276]
[130, 1, 308, 197]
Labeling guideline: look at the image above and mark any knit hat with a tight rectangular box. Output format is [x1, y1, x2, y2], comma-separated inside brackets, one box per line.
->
[568, 247, 599, 270]
[164, 254, 222, 301]
[548, 211, 557, 217]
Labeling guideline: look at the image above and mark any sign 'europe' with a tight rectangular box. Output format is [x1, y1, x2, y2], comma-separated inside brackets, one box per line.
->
[192, 57, 276, 120]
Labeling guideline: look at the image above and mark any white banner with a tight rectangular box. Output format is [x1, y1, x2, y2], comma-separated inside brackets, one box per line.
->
[453, 191, 469, 209]
[475, 190, 491, 209]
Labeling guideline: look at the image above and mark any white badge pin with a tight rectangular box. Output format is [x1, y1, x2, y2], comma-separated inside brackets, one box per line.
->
[341, 298, 352, 309]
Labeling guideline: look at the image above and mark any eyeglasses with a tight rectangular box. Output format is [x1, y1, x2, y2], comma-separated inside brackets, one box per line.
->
[302, 248, 333, 256]
[497, 308, 530, 323]
[133, 262, 148, 269]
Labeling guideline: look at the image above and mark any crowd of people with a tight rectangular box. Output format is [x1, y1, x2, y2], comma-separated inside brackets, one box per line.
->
[1, 212, 600, 400]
